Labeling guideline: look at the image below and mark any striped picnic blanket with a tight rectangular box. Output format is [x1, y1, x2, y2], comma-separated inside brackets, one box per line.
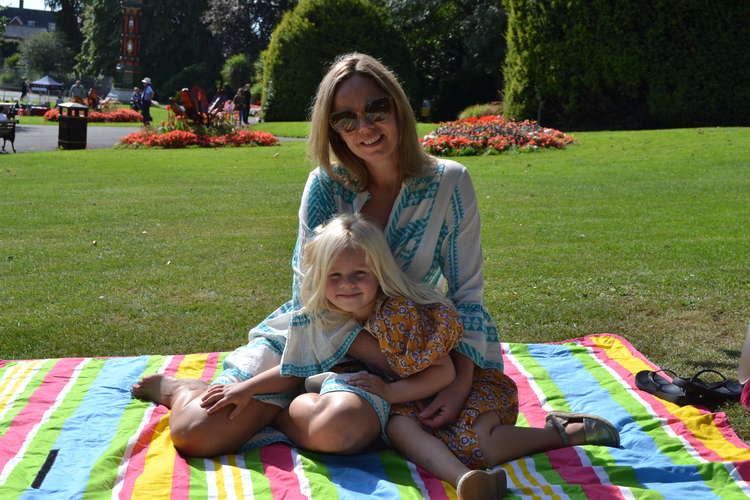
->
[1, 334, 749, 499]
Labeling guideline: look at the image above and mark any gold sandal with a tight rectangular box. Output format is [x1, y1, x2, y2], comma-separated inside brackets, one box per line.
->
[546, 411, 620, 448]
[456, 468, 507, 500]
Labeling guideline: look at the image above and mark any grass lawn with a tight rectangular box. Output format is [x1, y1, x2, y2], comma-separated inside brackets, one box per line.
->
[252, 121, 439, 138]
[2, 127, 749, 437]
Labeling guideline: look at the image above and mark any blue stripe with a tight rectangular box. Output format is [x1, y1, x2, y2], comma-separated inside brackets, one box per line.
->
[20, 356, 149, 499]
[322, 452, 403, 500]
[527, 343, 725, 500]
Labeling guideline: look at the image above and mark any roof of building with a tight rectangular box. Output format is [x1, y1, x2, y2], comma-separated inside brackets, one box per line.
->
[1, 7, 57, 40]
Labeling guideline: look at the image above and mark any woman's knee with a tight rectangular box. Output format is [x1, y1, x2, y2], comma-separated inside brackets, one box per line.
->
[307, 393, 381, 453]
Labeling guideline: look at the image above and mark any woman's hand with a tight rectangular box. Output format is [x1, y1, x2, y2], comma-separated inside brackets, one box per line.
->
[347, 371, 391, 401]
[417, 382, 468, 428]
[200, 382, 253, 420]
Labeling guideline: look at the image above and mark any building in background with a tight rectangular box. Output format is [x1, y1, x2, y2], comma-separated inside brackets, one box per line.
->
[1, 1, 56, 41]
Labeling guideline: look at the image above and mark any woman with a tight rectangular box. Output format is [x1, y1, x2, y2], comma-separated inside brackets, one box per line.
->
[133, 54, 618, 474]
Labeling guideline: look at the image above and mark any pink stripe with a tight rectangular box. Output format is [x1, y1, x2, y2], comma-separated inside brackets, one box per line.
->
[415, 465, 450, 499]
[260, 443, 306, 499]
[0, 357, 83, 472]
[170, 353, 221, 500]
[502, 347, 628, 499]
[579, 336, 727, 461]
[118, 355, 185, 500]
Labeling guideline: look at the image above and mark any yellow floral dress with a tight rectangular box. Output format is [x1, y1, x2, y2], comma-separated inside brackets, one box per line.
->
[366, 297, 519, 469]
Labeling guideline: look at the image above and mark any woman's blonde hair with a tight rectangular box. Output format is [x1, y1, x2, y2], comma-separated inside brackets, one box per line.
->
[300, 213, 450, 319]
[307, 53, 436, 190]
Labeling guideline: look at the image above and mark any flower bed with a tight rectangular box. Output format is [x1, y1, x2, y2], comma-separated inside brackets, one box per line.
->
[117, 129, 279, 149]
[44, 108, 143, 123]
[420, 115, 573, 156]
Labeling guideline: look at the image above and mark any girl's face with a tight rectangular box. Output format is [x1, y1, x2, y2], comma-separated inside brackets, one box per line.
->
[331, 74, 399, 173]
[325, 246, 380, 321]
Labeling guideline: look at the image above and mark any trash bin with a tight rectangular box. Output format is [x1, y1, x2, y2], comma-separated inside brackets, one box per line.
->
[58, 102, 89, 150]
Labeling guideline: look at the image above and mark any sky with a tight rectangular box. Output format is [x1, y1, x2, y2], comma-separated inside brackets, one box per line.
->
[1, 0, 50, 10]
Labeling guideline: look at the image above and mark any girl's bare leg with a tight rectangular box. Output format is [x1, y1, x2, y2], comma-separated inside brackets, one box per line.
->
[473, 412, 584, 466]
[132, 374, 281, 457]
[273, 391, 380, 454]
[388, 416, 506, 500]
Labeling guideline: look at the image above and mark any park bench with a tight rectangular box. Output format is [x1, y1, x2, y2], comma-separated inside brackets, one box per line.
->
[0, 119, 17, 153]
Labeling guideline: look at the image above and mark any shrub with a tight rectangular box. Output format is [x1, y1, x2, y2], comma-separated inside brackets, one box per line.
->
[261, 0, 417, 121]
[420, 115, 573, 156]
[221, 53, 254, 91]
[44, 108, 142, 123]
[457, 102, 504, 120]
[502, 0, 750, 129]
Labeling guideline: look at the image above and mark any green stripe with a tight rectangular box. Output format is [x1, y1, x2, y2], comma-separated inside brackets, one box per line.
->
[0, 359, 56, 437]
[82, 355, 166, 500]
[3, 358, 101, 493]
[379, 449, 424, 499]
[297, 451, 339, 500]
[504, 346, 593, 500]
[571, 345, 747, 499]
[244, 448, 273, 498]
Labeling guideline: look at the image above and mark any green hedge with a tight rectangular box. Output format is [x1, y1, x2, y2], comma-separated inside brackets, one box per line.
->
[502, 0, 750, 129]
[261, 0, 417, 121]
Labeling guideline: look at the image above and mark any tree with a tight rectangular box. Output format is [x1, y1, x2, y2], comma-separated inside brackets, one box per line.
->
[221, 53, 254, 90]
[261, 0, 416, 121]
[19, 31, 73, 78]
[202, 0, 298, 59]
[45, 0, 86, 54]
[76, 0, 121, 77]
[376, 0, 507, 121]
[139, 0, 223, 98]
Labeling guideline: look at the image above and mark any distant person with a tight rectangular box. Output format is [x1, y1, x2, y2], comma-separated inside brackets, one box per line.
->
[69, 80, 86, 103]
[20, 80, 29, 101]
[233, 84, 251, 125]
[130, 86, 142, 112]
[140, 77, 154, 126]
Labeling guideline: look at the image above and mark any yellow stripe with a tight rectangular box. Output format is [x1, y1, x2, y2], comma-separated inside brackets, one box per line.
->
[503, 462, 540, 499]
[590, 335, 750, 461]
[443, 480, 458, 500]
[517, 459, 563, 499]
[213, 456, 228, 499]
[228, 454, 245, 499]
[131, 354, 210, 499]
[0, 360, 45, 411]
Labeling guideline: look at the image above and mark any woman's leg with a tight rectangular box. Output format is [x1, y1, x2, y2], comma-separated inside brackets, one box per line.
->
[273, 391, 380, 454]
[132, 374, 281, 457]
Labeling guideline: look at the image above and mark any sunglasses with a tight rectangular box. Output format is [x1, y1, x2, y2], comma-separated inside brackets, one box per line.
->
[329, 96, 392, 133]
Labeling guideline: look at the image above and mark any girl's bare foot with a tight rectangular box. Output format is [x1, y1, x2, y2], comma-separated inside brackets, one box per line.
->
[131, 374, 207, 408]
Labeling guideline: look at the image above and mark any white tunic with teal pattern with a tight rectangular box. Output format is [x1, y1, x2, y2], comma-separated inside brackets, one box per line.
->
[214, 159, 503, 409]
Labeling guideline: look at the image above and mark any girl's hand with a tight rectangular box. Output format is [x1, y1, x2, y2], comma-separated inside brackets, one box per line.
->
[200, 383, 252, 420]
[347, 372, 391, 401]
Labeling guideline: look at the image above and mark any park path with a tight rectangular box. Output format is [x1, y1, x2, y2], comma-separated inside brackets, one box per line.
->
[3, 123, 142, 154]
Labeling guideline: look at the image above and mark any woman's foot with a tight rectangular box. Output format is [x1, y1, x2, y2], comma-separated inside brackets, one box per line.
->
[545, 411, 620, 448]
[456, 468, 507, 500]
[131, 374, 206, 408]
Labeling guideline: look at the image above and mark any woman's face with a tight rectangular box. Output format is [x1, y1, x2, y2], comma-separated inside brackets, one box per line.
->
[331, 74, 399, 173]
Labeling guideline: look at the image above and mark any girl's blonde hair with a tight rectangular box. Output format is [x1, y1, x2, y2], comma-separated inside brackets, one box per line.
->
[300, 213, 450, 319]
[307, 53, 436, 191]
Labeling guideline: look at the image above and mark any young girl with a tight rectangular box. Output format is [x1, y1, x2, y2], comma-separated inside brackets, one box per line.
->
[276, 213, 619, 500]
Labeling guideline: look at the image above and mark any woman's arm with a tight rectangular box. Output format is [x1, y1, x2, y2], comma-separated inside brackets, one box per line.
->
[348, 355, 455, 404]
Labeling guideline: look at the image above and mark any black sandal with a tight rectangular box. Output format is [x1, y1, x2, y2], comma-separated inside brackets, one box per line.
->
[681, 369, 742, 405]
[635, 370, 691, 406]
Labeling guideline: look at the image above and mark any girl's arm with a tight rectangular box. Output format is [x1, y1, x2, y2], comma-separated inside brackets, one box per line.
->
[418, 351, 474, 428]
[201, 365, 302, 419]
[348, 355, 455, 404]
